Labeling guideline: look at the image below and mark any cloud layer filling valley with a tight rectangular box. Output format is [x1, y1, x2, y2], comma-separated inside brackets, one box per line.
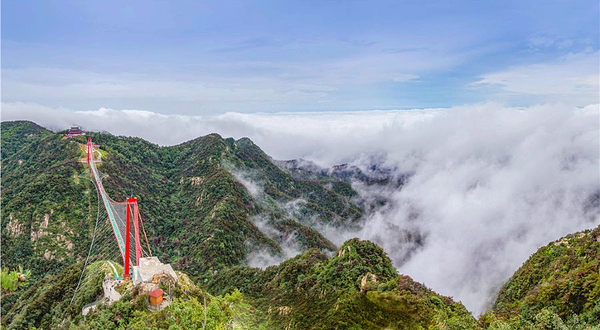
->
[3, 102, 599, 314]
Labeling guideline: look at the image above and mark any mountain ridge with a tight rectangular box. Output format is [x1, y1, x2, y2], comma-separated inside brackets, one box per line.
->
[1, 121, 363, 281]
[1, 120, 598, 329]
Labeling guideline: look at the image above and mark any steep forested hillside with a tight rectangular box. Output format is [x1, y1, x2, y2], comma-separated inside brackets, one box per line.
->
[482, 225, 600, 329]
[85, 132, 362, 279]
[0, 121, 52, 160]
[1, 125, 97, 279]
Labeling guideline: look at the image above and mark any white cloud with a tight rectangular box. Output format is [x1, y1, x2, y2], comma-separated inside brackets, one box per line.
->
[472, 51, 599, 105]
[390, 74, 420, 82]
[528, 36, 576, 50]
[245, 216, 303, 269]
[1, 49, 435, 112]
[2, 102, 599, 315]
[1, 68, 331, 111]
[358, 104, 599, 314]
[231, 169, 263, 199]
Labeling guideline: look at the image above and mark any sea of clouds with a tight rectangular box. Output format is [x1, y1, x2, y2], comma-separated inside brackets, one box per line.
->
[3, 101, 599, 314]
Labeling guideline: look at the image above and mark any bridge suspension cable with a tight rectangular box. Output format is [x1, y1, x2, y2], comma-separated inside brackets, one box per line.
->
[65, 138, 154, 322]
[86, 138, 151, 277]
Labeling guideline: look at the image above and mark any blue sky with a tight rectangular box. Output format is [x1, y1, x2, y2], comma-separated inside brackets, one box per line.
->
[2, 0, 599, 114]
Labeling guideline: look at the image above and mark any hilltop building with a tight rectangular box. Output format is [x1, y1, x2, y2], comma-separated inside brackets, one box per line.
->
[65, 126, 84, 138]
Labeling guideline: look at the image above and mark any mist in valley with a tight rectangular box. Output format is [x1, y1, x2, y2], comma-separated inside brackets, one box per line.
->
[4, 101, 599, 314]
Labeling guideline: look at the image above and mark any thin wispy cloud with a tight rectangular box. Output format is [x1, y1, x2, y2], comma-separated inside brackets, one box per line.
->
[0, 49, 446, 113]
[472, 51, 599, 105]
[3, 0, 598, 111]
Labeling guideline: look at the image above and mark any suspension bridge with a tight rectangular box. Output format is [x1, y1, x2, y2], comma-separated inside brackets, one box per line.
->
[64, 137, 177, 320]
[85, 138, 152, 279]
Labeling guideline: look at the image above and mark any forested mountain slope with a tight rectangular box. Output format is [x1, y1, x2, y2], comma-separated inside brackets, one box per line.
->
[1, 121, 361, 282]
[2, 121, 598, 329]
[3, 239, 479, 329]
[1, 121, 52, 159]
[1, 124, 97, 278]
[208, 238, 479, 329]
[482, 225, 600, 329]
